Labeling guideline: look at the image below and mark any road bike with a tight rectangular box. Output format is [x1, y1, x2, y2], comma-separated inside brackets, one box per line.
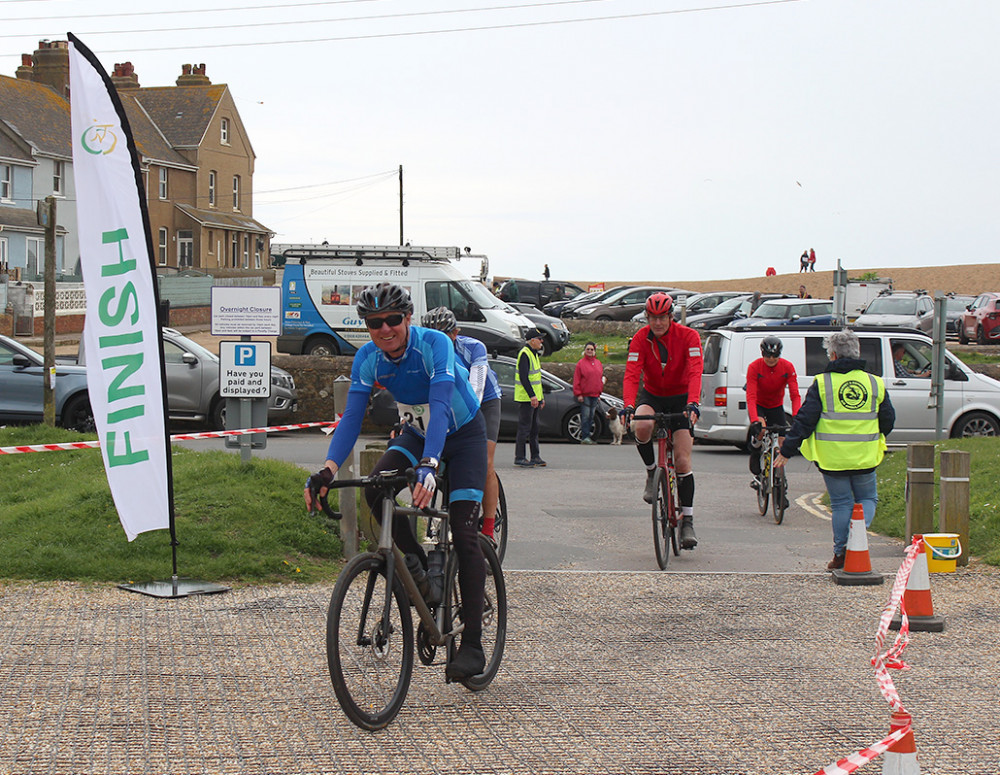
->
[318, 468, 506, 730]
[754, 423, 788, 524]
[634, 412, 689, 570]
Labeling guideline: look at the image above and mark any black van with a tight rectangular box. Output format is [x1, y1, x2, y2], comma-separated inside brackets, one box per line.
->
[498, 279, 586, 309]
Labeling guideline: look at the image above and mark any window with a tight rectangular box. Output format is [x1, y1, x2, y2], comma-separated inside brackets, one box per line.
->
[0, 237, 8, 272]
[804, 337, 882, 377]
[53, 161, 64, 195]
[158, 228, 168, 265]
[220, 118, 230, 145]
[424, 281, 486, 322]
[242, 235, 249, 269]
[231, 233, 239, 267]
[207, 230, 214, 254]
[232, 175, 240, 210]
[208, 171, 216, 206]
[158, 168, 168, 199]
[0, 164, 11, 200]
[28, 237, 44, 276]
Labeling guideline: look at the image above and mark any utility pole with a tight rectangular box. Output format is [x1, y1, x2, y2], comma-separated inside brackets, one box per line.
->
[41, 196, 57, 426]
[398, 164, 404, 246]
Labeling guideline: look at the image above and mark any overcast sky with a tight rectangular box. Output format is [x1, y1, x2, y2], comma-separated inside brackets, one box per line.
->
[2, 0, 997, 283]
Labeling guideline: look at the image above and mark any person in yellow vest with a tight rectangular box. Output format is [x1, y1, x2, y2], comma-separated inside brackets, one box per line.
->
[775, 330, 895, 571]
[514, 328, 546, 467]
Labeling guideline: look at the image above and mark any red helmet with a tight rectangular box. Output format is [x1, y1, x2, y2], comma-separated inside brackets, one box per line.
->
[645, 293, 674, 317]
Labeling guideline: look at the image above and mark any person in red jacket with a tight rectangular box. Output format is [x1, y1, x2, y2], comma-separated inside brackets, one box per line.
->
[746, 335, 801, 494]
[623, 293, 703, 549]
[573, 341, 605, 444]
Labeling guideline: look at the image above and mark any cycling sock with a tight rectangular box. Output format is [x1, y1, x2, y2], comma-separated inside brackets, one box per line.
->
[481, 515, 495, 537]
[637, 441, 655, 467]
[678, 471, 694, 509]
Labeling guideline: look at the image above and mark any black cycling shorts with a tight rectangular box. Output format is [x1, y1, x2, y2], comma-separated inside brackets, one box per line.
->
[636, 390, 692, 434]
[756, 405, 787, 429]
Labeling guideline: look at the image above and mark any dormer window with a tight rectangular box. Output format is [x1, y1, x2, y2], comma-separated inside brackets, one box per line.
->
[221, 118, 230, 145]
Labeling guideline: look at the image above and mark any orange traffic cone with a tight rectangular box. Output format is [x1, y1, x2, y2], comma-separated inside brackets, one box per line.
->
[890, 535, 945, 632]
[832, 504, 884, 586]
[881, 710, 920, 774]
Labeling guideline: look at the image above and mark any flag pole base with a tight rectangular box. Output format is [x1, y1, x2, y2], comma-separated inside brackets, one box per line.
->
[118, 576, 230, 599]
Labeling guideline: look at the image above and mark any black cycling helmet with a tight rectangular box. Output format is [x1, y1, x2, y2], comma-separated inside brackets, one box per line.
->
[421, 306, 457, 334]
[355, 282, 414, 318]
[761, 335, 783, 357]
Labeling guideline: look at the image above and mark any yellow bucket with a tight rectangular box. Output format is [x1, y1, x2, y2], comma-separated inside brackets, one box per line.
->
[922, 533, 962, 573]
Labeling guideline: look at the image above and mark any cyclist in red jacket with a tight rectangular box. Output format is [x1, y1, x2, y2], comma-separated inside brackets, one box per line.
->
[623, 293, 703, 549]
[746, 335, 801, 490]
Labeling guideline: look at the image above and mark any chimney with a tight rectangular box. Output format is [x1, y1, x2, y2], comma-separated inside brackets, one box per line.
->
[176, 63, 211, 86]
[28, 40, 71, 98]
[111, 61, 140, 90]
[15, 54, 34, 81]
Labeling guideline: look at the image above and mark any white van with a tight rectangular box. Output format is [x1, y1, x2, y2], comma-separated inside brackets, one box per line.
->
[697, 326, 1000, 446]
[272, 244, 533, 357]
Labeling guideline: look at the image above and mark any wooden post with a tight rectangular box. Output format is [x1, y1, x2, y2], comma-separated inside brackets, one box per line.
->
[905, 443, 935, 544]
[939, 449, 971, 567]
[359, 443, 388, 545]
[332, 376, 358, 558]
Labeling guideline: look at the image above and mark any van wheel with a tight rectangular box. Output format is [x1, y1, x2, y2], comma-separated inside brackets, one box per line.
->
[977, 326, 988, 346]
[541, 335, 554, 356]
[306, 336, 339, 357]
[951, 411, 1000, 438]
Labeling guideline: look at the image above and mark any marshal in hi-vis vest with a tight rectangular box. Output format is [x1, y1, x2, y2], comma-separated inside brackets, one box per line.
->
[799, 370, 887, 471]
[514, 346, 543, 402]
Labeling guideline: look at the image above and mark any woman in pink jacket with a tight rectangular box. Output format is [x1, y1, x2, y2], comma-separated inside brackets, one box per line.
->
[573, 341, 605, 444]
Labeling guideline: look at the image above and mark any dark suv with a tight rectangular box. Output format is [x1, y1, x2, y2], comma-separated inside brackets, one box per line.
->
[498, 279, 587, 309]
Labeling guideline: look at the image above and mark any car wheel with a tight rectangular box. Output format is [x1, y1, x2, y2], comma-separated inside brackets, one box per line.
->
[562, 408, 584, 442]
[209, 396, 226, 430]
[951, 411, 1000, 438]
[595, 315, 612, 321]
[61, 394, 95, 433]
[959, 326, 968, 345]
[306, 336, 339, 357]
[977, 326, 988, 346]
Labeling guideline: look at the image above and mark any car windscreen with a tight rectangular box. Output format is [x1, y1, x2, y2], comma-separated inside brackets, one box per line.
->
[864, 297, 918, 315]
[946, 297, 974, 312]
[750, 302, 790, 319]
[710, 296, 749, 314]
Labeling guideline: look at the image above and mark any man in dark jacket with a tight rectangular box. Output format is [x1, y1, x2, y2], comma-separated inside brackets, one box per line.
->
[775, 330, 895, 570]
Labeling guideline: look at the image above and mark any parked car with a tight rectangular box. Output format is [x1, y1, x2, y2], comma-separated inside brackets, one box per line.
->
[944, 295, 976, 339]
[725, 298, 834, 329]
[959, 292, 1000, 344]
[564, 286, 694, 321]
[685, 293, 792, 331]
[698, 325, 1000, 448]
[48, 328, 298, 430]
[504, 302, 571, 355]
[367, 355, 624, 442]
[497, 279, 587, 309]
[550, 286, 634, 318]
[543, 289, 602, 318]
[0, 333, 94, 431]
[854, 291, 934, 334]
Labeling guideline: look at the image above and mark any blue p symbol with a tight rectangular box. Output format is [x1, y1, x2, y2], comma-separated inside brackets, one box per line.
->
[235, 345, 256, 366]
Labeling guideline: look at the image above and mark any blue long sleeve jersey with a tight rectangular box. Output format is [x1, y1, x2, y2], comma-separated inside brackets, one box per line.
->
[325, 326, 481, 467]
[454, 335, 502, 403]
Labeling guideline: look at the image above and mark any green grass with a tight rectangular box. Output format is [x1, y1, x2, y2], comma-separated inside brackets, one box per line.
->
[0, 425, 345, 584]
[953, 350, 1000, 366]
[873, 437, 1000, 565]
[545, 332, 634, 365]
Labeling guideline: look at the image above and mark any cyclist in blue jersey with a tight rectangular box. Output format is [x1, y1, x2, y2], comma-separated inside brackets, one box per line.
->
[421, 307, 503, 541]
[304, 283, 489, 680]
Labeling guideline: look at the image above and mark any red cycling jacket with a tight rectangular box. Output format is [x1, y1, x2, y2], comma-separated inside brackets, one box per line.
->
[623, 323, 703, 407]
[745, 356, 801, 422]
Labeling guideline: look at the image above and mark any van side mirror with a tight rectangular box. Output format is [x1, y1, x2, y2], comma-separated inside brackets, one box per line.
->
[948, 362, 968, 382]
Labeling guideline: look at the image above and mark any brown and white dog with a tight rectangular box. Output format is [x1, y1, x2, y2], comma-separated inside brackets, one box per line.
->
[606, 407, 626, 445]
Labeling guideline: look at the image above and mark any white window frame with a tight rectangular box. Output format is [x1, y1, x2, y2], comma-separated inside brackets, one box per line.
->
[242, 235, 250, 269]
[158, 167, 168, 199]
[232, 175, 240, 211]
[208, 170, 216, 207]
[0, 164, 11, 200]
[53, 161, 64, 196]
[231, 233, 239, 268]
[158, 228, 168, 265]
[220, 118, 230, 145]
[28, 237, 44, 276]
[0, 237, 8, 271]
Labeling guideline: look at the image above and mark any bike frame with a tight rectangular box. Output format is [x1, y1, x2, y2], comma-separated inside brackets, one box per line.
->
[655, 426, 678, 527]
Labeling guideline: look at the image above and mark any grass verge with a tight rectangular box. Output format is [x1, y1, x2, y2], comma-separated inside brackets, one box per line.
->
[0, 425, 344, 584]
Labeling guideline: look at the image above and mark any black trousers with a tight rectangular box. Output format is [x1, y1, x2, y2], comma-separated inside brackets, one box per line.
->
[515, 401, 540, 461]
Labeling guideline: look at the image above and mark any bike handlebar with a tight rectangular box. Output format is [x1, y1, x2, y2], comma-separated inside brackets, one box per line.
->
[314, 468, 450, 520]
[631, 412, 692, 424]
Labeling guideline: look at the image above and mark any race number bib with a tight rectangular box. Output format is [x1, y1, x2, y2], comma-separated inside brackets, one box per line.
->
[397, 402, 432, 434]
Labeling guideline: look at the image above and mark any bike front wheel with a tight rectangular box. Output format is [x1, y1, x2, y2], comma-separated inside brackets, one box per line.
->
[327, 553, 414, 730]
[651, 468, 674, 570]
[493, 474, 508, 564]
[772, 468, 787, 525]
[757, 453, 770, 516]
[445, 534, 507, 690]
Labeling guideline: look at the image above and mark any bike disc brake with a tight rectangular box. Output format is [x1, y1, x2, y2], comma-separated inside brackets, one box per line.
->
[417, 620, 438, 666]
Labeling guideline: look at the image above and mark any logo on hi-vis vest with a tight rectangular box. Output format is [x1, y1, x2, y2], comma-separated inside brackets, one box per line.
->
[81, 122, 118, 155]
[838, 379, 869, 410]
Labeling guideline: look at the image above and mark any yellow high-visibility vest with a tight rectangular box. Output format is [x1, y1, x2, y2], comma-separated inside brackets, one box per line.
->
[513, 346, 542, 402]
[800, 370, 887, 470]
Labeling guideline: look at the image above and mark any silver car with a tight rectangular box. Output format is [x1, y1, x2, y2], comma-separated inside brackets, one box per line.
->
[854, 292, 935, 334]
[0, 333, 94, 431]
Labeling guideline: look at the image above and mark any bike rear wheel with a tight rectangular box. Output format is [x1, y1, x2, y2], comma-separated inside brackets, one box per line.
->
[445, 534, 507, 690]
[772, 468, 787, 525]
[651, 468, 672, 570]
[327, 553, 414, 730]
[493, 475, 508, 564]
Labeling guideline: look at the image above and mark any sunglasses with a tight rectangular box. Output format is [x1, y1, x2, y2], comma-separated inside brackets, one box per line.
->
[364, 313, 405, 329]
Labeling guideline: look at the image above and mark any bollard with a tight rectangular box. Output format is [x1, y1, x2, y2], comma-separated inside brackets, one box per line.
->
[358, 442, 388, 546]
[939, 449, 971, 567]
[332, 376, 358, 558]
[905, 443, 935, 544]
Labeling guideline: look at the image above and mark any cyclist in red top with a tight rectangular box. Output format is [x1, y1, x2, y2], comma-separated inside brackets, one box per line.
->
[623, 293, 703, 549]
[746, 335, 801, 489]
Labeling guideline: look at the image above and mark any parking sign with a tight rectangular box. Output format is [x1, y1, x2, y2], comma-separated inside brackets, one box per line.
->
[219, 341, 271, 398]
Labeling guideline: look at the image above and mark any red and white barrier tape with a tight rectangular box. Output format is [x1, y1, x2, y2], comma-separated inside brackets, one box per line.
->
[812, 535, 923, 775]
[0, 420, 338, 455]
